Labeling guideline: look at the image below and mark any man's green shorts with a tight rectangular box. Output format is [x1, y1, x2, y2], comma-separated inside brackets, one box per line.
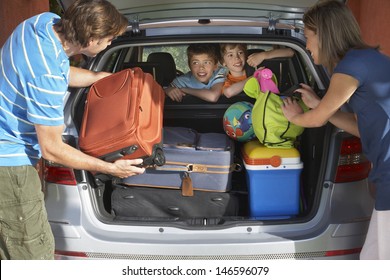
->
[0, 165, 54, 260]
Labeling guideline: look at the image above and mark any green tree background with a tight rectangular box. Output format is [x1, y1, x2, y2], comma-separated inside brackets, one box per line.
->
[49, 0, 63, 16]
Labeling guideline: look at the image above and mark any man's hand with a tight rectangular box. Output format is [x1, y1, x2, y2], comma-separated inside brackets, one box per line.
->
[109, 159, 145, 178]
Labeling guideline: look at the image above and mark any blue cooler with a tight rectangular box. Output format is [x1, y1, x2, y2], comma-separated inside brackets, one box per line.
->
[241, 140, 303, 218]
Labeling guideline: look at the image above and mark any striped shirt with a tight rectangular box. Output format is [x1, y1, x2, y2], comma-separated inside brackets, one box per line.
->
[0, 12, 69, 166]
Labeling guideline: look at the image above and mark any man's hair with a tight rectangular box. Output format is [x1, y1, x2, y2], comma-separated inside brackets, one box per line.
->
[219, 43, 247, 63]
[53, 0, 128, 48]
[303, 0, 376, 72]
[186, 44, 221, 65]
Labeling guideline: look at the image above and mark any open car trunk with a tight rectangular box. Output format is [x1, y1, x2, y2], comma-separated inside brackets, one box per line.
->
[69, 33, 330, 227]
[85, 103, 327, 226]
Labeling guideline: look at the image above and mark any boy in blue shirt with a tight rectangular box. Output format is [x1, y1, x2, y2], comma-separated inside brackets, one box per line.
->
[165, 44, 225, 103]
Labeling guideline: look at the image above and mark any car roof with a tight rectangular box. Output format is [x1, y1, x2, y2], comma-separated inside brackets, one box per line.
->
[57, 1, 345, 35]
[59, 0, 321, 11]
[57, 1, 344, 25]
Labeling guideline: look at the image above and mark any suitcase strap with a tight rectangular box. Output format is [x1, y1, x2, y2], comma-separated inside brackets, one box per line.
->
[155, 163, 208, 197]
[155, 161, 235, 174]
[155, 161, 238, 197]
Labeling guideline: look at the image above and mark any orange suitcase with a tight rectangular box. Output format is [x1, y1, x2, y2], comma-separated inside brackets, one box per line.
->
[79, 68, 165, 166]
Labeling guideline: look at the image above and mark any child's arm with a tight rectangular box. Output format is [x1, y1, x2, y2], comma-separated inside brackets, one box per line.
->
[181, 82, 224, 103]
[247, 48, 294, 68]
[164, 86, 186, 102]
[222, 78, 251, 98]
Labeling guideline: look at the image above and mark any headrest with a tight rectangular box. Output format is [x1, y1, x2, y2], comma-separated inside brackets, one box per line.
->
[147, 52, 177, 86]
[121, 62, 163, 86]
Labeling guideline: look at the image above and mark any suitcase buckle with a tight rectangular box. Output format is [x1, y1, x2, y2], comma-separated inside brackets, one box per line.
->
[187, 164, 207, 173]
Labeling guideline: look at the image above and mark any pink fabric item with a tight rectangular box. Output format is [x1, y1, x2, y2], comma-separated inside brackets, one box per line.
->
[253, 68, 280, 93]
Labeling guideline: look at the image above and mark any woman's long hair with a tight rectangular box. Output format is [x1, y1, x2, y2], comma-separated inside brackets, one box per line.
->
[303, 0, 377, 72]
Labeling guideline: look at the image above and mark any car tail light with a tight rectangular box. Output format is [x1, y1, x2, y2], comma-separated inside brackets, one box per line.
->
[42, 160, 77, 185]
[55, 250, 88, 259]
[335, 137, 371, 183]
[325, 247, 362, 257]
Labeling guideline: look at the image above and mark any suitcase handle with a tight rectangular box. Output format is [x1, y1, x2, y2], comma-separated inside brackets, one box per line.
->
[135, 147, 166, 168]
[100, 145, 139, 162]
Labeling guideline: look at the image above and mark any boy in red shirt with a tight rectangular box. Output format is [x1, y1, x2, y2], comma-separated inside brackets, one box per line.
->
[220, 43, 294, 97]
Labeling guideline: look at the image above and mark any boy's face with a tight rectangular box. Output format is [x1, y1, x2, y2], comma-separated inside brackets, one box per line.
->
[222, 46, 246, 75]
[189, 54, 218, 84]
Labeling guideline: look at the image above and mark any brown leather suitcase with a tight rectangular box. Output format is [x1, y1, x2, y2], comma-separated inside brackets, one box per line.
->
[79, 68, 165, 166]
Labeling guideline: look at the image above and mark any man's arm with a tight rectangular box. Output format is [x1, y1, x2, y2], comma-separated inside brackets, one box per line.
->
[35, 124, 144, 178]
[68, 66, 112, 88]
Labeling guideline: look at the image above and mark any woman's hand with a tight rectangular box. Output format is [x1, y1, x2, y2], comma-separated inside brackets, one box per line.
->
[281, 97, 304, 122]
[297, 84, 321, 109]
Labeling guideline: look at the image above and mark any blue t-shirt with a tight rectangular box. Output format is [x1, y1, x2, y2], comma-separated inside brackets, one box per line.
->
[0, 12, 69, 166]
[171, 67, 226, 89]
[334, 48, 390, 210]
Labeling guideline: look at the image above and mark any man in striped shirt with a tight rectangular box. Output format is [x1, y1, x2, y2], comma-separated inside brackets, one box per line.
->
[0, 0, 145, 259]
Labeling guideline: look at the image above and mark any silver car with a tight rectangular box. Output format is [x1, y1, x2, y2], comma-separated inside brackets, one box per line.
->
[44, 0, 373, 260]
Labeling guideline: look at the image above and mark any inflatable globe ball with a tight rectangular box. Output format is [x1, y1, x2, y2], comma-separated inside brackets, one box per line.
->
[223, 101, 255, 142]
